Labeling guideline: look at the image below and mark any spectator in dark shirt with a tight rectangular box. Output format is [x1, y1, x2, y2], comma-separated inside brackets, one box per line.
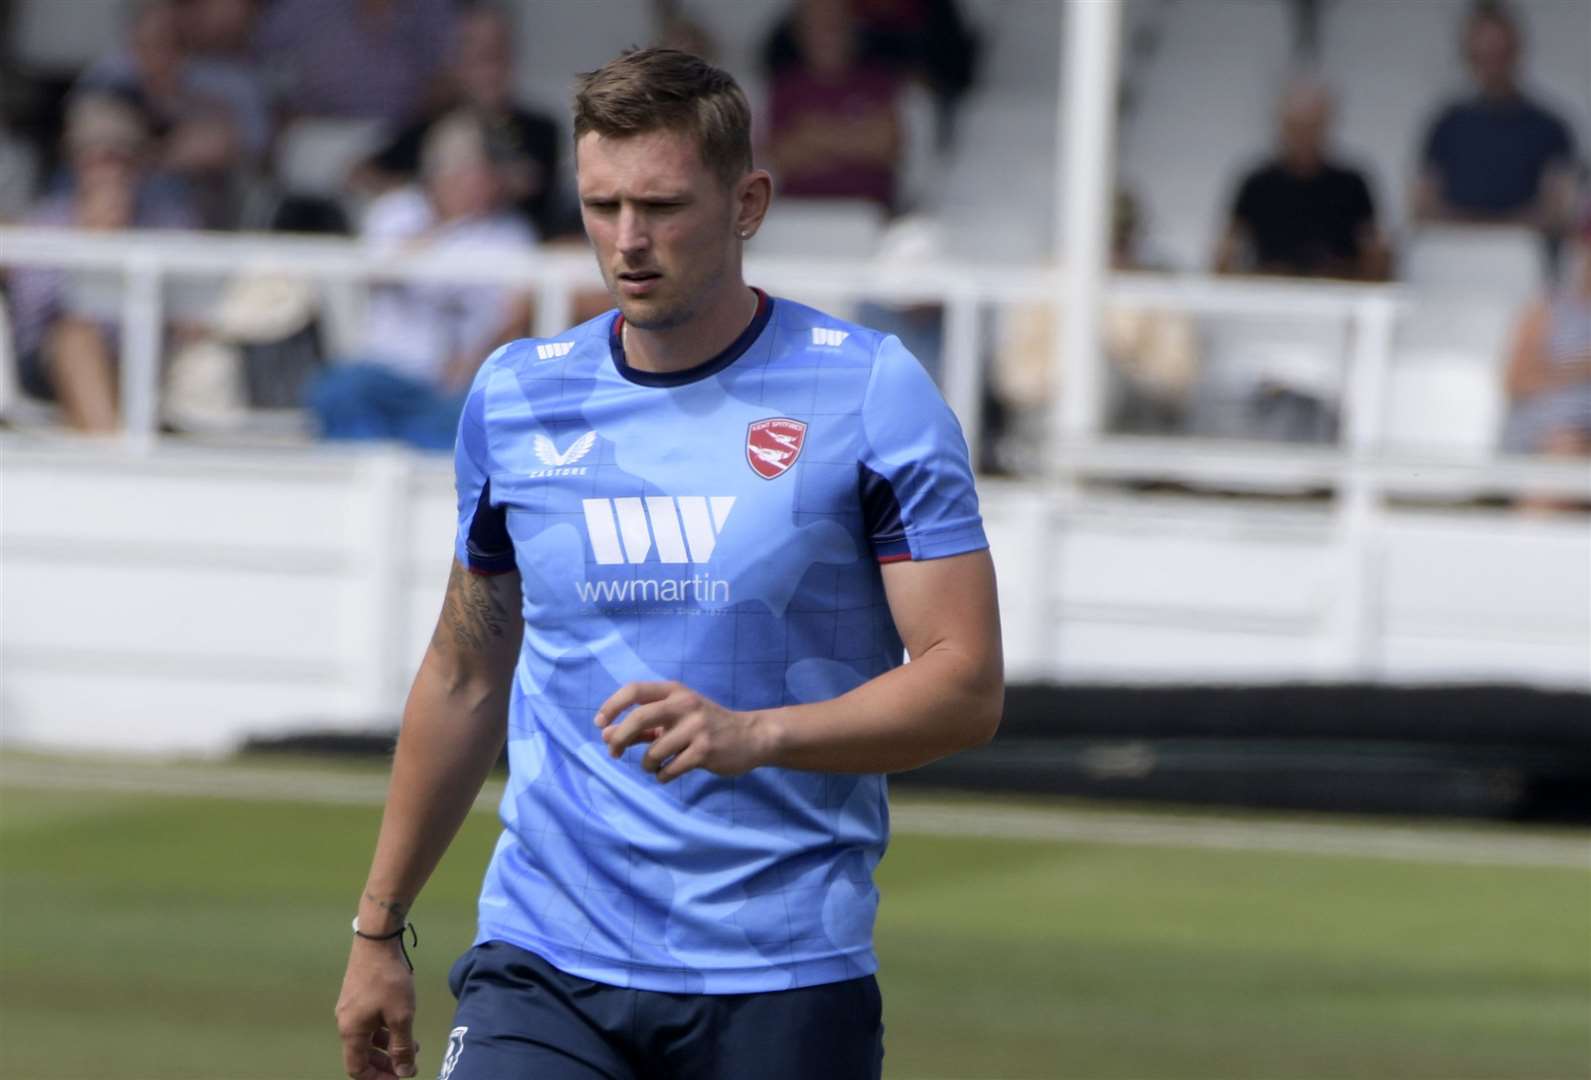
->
[1214, 79, 1389, 281]
[353, 5, 564, 238]
[764, 0, 903, 210]
[1414, 1, 1578, 228]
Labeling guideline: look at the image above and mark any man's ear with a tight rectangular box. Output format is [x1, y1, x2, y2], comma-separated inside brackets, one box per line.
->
[734, 168, 773, 240]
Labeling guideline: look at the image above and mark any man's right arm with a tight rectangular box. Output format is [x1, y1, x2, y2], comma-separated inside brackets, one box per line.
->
[335, 561, 522, 1080]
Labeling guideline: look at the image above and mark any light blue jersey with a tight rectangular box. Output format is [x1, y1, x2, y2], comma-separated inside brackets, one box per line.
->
[454, 290, 986, 993]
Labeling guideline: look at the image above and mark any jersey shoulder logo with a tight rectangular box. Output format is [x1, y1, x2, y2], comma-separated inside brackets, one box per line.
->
[535, 341, 574, 360]
[747, 418, 807, 480]
[811, 327, 849, 347]
[533, 431, 597, 467]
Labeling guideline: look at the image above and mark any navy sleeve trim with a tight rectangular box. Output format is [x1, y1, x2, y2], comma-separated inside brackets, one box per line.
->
[858, 461, 907, 559]
[465, 479, 516, 574]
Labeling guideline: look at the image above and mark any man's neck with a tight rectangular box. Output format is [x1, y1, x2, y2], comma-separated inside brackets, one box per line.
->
[623, 283, 759, 374]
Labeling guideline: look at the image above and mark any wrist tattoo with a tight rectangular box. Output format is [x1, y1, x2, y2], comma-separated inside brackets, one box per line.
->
[365, 892, 410, 921]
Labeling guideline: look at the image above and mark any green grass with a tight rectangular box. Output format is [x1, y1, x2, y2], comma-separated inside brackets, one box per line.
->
[1, 762, 1587, 1080]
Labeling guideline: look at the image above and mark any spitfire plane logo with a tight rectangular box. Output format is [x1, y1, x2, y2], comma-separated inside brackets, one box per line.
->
[438, 1026, 468, 1080]
[746, 418, 806, 479]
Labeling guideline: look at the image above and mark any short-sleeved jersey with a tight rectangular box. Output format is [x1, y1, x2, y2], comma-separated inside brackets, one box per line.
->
[453, 290, 986, 993]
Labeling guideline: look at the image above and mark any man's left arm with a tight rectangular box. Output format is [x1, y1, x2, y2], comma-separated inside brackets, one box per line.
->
[597, 549, 1004, 779]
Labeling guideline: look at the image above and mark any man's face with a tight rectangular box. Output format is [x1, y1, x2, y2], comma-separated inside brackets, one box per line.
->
[132, 1, 183, 81]
[452, 11, 512, 108]
[430, 159, 501, 221]
[1466, 19, 1519, 94]
[577, 129, 739, 331]
[1278, 92, 1329, 166]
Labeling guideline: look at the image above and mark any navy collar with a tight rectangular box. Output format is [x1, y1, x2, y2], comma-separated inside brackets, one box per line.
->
[609, 288, 772, 387]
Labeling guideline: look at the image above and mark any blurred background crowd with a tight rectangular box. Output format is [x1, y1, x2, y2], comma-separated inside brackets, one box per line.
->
[0, 0, 1586, 480]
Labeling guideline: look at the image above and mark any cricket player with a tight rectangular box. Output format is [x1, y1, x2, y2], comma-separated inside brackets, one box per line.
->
[336, 46, 1003, 1080]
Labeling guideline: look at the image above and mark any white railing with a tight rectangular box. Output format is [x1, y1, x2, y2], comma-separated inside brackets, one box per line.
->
[4, 224, 1586, 498]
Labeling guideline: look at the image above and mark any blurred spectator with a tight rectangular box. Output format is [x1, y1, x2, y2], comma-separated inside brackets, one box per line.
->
[654, 1, 721, 63]
[255, 0, 453, 124]
[308, 113, 534, 450]
[78, 0, 270, 226]
[764, 0, 903, 209]
[1413, 1, 1578, 229]
[993, 191, 1199, 472]
[1501, 210, 1591, 464]
[1214, 78, 1389, 281]
[7, 94, 198, 432]
[178, 0, 260, 59]
[353, 6, 565, 239]
[764, 0, 978, 147]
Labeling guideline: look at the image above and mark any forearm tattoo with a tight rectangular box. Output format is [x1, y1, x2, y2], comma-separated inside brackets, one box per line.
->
[437, 562, 515, 652]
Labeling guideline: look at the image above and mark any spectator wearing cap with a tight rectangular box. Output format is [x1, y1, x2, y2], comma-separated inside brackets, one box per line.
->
[1214, 78, 1389, 281]
[1414, 1, 1578, 229]
[307, 112, 535, 450]
[7, 94, 198, 432]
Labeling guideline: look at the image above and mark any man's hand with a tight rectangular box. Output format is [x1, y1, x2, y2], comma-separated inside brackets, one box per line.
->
[335, 937, 420, 1079]
[595, 682, 775, 783]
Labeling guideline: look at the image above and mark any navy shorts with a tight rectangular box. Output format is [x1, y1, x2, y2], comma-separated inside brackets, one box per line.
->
[439, 940, 884, 1080]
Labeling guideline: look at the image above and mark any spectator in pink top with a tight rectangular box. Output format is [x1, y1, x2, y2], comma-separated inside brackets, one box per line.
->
[764, 0, 903, 210]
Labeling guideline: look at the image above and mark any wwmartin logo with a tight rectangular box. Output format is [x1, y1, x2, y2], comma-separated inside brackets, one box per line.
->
[581, 496, 734, 565]
[530, 431, 596, 478]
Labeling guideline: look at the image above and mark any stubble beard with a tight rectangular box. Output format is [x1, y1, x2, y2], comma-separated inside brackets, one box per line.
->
[613, 257, 727, 333]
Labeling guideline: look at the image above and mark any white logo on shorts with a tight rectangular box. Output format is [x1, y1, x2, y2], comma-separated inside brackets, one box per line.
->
[438, 1025, 468, 1080]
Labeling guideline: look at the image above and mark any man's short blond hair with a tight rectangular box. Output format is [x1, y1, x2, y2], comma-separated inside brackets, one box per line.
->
[572, 47, 753, 188]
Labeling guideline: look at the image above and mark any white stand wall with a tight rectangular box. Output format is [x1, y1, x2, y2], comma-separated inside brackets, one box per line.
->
[3, 442, 1586, 756]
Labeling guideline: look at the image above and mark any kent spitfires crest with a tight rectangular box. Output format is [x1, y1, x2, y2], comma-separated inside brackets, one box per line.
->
[747, 418, 806, 479]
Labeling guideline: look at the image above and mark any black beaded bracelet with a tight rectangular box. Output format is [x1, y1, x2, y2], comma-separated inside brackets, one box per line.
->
[352, 917, 418, 972]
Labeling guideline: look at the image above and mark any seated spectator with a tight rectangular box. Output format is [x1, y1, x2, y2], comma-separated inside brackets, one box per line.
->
[255, 0, 452, 125]
[78, 0, 270, 227]
[353, 5, 566, 239]
[7, 94, 199, 433]
[764, 0, 979, 148]
[308, 113, 534, 450]
[764, 0, 903, 210]
[1501, 210, 1591, 463]
[1414, 1, 1578, 229]
[1214, 78, 1389, 281]
[993, 191, 1200, 473]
